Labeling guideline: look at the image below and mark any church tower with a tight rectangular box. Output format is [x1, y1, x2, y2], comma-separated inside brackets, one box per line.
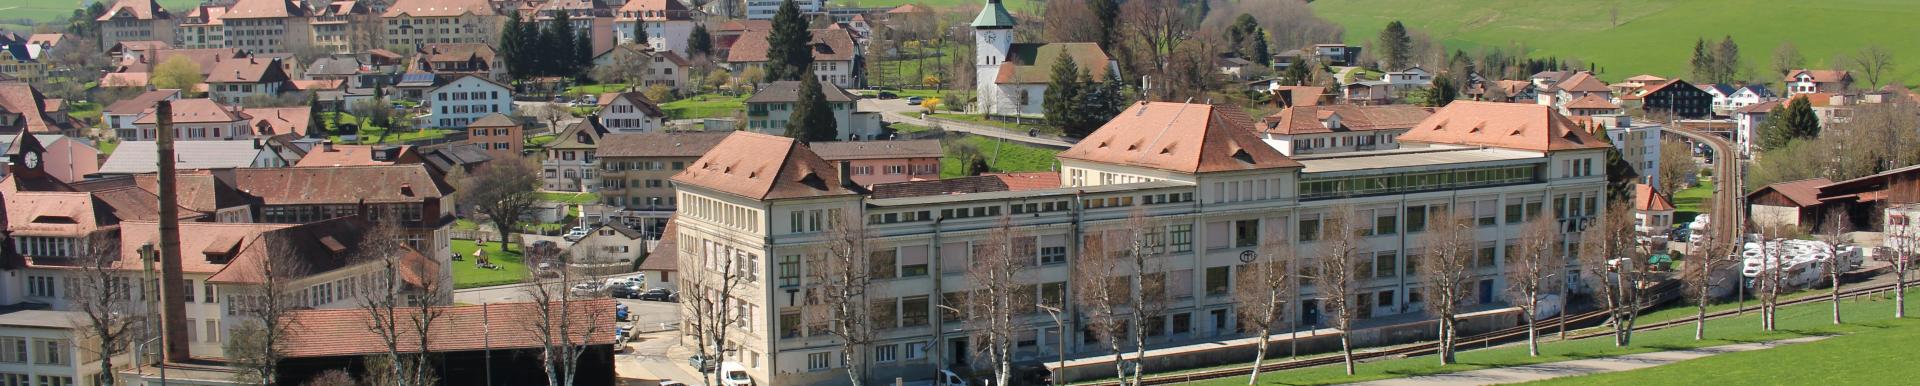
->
[972, 0, 1015, 114]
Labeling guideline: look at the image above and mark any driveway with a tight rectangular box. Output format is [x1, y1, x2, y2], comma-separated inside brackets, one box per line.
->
[616, 299, 702, 385]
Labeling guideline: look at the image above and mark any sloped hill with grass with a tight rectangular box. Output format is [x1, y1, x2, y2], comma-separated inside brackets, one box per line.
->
[1311, 0, 1920, 84]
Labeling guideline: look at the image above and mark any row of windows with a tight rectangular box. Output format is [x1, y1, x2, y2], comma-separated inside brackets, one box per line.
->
[683, 193, 760, 233]
[0, 337, 66, 366]
[1299, 165, 1537, 200]
[602, 160, 684, 171]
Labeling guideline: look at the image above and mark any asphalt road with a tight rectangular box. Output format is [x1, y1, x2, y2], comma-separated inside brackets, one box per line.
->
[1663, 126, 1741, 242]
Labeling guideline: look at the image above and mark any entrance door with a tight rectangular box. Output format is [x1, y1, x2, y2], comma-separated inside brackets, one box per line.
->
[1210, 308, 1230, 336]
[948, 337, 969, 367]
[1479, 279, 1496, 304]
[1356, 293, 1374, 319]
[1301, 299, 1322, 327]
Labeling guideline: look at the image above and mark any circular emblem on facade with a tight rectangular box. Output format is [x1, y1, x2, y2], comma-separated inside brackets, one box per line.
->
[1239, 250, 1258, 263]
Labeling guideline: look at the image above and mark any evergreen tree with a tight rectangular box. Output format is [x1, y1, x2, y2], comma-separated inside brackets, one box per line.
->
[1043, 55, 1084, 133]
[1714, 35, 1740, 84]
[1590, 121, 1638, 203]
[501, 11, 526, 79]
[1227, 14, 1260, 51]
[521, 16, 543, 75]
[307, 94, 327, 138]
[786, 72, 839, 142]
[1075, 73, 1128, 138]
[1761, 97, 1820, 150]
[1089, 0, 1120, 49]
[1377, 21, 1412, 70]
[548, 11, 578, 77]
[575, 31, 595, 78]
[1247, 31, 1272, 67]
[1282, 58, 1310, 86]
[1690, 38, 1715, 83]
[688, 24, 714, 57]
[1424, 75, 1457, 107]
[765, 0, 815, 81]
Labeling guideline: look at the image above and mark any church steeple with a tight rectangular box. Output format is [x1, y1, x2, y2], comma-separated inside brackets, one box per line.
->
[971, 0, 1016, 29]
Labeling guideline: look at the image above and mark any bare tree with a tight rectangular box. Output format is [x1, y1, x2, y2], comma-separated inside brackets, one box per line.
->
[523, 103, 576, 135]
[965, 216, 1029, 386]
[1658, 138, 1698, 195]
[65, 233, 137, 386]
[521, 245, 611, 386]
[1772, 42, 1804, 82]
[1234, 226, 1295, 384]
[680, 227, 747, 386]
[457, 158, 543, 252]
[1506, 215, 1563, 356]
[356, 221, 445, 386]
[1117, 0, 1186, 100]
[1849, 45, 1895, 88]
[1821, 211, 1853, 325]
[1119, 208, 1168, 386]
[1071, 228, 1130, 383]
[227, 232, 314, 386]
[1891, 215, 1920, 318]
[1419, 211, 1476, 364]
[809, 211, 874, 386]
[1683, 216, 1735, 340]
[1314, 206, 1365, 375]
[1577, 201, 1642, 346]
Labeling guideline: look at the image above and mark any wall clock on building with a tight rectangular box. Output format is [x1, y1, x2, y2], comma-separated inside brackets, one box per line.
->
[23, 151, 39, 169]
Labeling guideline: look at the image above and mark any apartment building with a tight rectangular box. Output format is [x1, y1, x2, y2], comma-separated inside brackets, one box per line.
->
[535, 0, 617, 56]
[381, 0, 504, 51]
[727, 28, 861, 89]
[616, 0, 697, 55]
[97, 0, 179, 52]
[670, 100, 1612, 386]
[745, 0, 822, 19]
[1589, 114, 1662, 186]
[126, 99, 256, 141]
[422, 75, 513, 129]
[743, 81, 882, 140]
[594, 131, 727, 228]
[231, 165, 457, 293]
[177, 5, 230, 49]
[205, 57, 295, 104]
[466, 113, 525, 159]
[221, 0, 313, 54]
[312, 0, 379, 54]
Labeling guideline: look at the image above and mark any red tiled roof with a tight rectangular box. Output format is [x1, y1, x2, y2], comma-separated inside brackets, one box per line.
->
[597, 132, 729, 158]
[233, 164, 450, 204]
[1554, 72, 1611, 93]
[280, 299, 616, 358]
[987, 172, 1060, 191]
[808, 140, 943, 161]
[1060, 102, 1301, 173]
[294, 145, 418, 167]
[1785, 69, 1851, 83]
[671, 131, 861, 200]
[1398, 101, 1613, 152]
[205, 57, 285, 84]
[638, 220, 678, 272]
[1634, 183, 1674, 212]
[97, 0, 172, 21]
[383, 0, 497, 17]
[132, 99, 251, 124]
[726, 28, 858, 63]
[1735, 99, 1783, 115]
[243, 106, 313, 137]
[1564, 94, 1620, 110]
[597, 91, 667, 117]
[617, 0, 690, 21]
[1259, 104, 1432, 135]
[0, 83, 81, 134]
[104, 89, 180, 116]
[224, 0, 306, 19]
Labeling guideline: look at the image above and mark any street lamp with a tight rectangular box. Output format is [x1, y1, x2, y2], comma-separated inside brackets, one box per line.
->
[1036, 305, 1067, 386]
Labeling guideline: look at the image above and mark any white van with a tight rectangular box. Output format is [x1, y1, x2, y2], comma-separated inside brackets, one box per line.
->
[720, 362, 753, 386]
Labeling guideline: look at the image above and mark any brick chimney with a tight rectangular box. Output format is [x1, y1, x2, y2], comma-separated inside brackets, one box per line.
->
[154, 100, 192, 363]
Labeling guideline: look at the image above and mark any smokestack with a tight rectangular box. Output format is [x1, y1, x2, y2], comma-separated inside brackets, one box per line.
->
[154, 100, 192, 363]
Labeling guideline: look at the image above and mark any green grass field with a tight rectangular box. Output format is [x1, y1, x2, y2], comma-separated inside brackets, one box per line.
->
[1311, 0, 1920, 85]
[535, 191, 600, 205]
[451, 239, 528, 289]
[1673, 180, 1713, 224]
[1166, 287, 1920, 386]
[941, 133, 1058, 178]
[660, 93, 747, 120]
[1526, 318, 1920, 385]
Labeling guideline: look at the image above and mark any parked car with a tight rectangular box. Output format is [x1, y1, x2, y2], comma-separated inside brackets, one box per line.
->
[876, 91, 899, 99]
[611, 284, 640, 300]
[564, 227, 590, 241]
[906, 96, 924, 105]
[720, 362, 753, 386]
[689, 355, 716, 372]
[637, 288, 675, 301]
[569, 282, 602, 296]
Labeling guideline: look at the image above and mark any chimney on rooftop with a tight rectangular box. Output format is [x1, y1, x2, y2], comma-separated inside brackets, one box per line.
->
[322, 139, 335, 152]
[153, 100, 192, 364]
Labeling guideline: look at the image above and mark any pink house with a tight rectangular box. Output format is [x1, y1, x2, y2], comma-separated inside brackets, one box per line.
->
[809, 139, 944, 187]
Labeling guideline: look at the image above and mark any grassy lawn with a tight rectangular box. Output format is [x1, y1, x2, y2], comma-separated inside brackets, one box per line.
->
[1311, 0, 1920, 85]
[450, 239, 528, 289]
[891, 122, 936, 135]
[527, 133, 558, 147]
[1169, 286, 1920, 386]
[941, 134, 1059, 178]
[95, 139, 119, 155]
[1526, 318, 1920, 385]
[1673, 180, 1713, 224]
[68, 101, 101, 122]
[328, 127, 454, 145]
[660, 93, 747, 120]
[536, 191, 600, 204]
[567, 83, 629, 96]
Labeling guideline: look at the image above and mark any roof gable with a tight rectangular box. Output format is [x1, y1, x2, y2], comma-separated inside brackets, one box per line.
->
[1060, 102, 1301, 173]
[670, 132, 859, 200]
[1398, 101, 1612, 152]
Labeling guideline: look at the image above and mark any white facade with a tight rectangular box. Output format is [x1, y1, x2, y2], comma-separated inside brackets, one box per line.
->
[620, 19, 695, 55]
[973, 22, 1017, 116]
[422, 76, 513, 129]
[744, 100, 882, 140]
[1726, 87, 1777, 112]
[1601, 120, 1663, 186]
[744, 0, 821, 19]
[602, 97, 668, 133]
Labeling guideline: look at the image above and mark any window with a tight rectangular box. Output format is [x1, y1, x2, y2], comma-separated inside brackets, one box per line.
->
[1169, 224, 1193, 253]
[1506, 202, 1525, 224]
[1406, 205, 1428, 233]
[1375, 252, 1397, 278]
[27, 276, 54, 298]
[1040, 246, 1067, 265]
[905, 342, 927, 360]
[0, 338, 24, 363]
[1375, 211, 1398, 235]
[1234, 219, 1259, 248]
[778, 255, 800, 287]
[32, 339, 63, 366]
[874, 344, 898, 363]
[1298, 216, 1321, 242]
[901, 296, 929, 327]
[779, 311, 802, 338]
[0, 374, 22, 386]
[34, 376, 70, 386]
[870, 298, 898, 329]
[1205, 267, 1230, 296]
[869, 250, 897, 280]
[806, 352, 830, 371]
[1377, 290, 1396, 307]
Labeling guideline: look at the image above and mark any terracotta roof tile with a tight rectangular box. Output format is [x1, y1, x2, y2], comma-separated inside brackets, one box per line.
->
[281, 299, 616, 358]
[596, 91, 666, 117]
[1785, 69, 1851, 83]
[869, 176, 1010, 199]
[1554, 71, 1611, 93]
[0, 83, 82, 134]
[638, 220, 678, 271]
[617, 0, 690, 21]
[132, 99, 250, 124]
[468, 112, 520, 127]
[726, 28, 858, 63]
[205, 57, 287, 84]
[1259, 104, 1432, 135]
[233, 164, 449, 204]
[1634, 183, 1674, 211]
[671, 131, 860, 200]
[97, 0, 172, 21]
[242, 106, 313, 137]
[104, 89, 180, 115]
[807, 139, 942, 161]
[597, 131, 729, 158]
[987, 172, 1060, 191]
[1564, 94, 1620, 110]
[1061, 102, 1301, 173]
[1397, 101, 1612, 152]
[294, 145, 418, 167]
[224, 0, 306, 19]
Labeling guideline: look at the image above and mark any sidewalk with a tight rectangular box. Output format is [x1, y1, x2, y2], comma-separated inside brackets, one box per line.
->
[1343, 336, 1830, 386]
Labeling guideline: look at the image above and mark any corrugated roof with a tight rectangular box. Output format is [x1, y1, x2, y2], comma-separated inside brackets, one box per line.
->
[97, 141, 266, 174]
[1060, 102, 1301, 173]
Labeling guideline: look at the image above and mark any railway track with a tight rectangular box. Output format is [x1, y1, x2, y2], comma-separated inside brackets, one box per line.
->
[1095, 279, 1905, 386]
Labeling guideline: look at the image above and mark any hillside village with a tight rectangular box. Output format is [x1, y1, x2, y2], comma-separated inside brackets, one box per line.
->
[0, 0, 1915, 385]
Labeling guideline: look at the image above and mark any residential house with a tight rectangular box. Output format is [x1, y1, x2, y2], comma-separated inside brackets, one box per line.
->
[1724, 85, 1778, 113]
[1634, 183, 1676, 239]
[205, 56, 295, 104]
[1562, 94, 1623, 116]
[421, 74, 513, 129]
[410, 43, 502, 80]
[0, 40, 45, 83]
[103, 89, 180, 134]
[808, 139, 944, 187]
[381, 0, 505, 51]
[728, 28, 862, 89]
[304, 55, 373, 86]
[971, 5, 1113, 117]
[570, 222, 649, 265]
[1732, 99, 1782, 158]
[0, 134, 97, 183]
[543, 117, 610, 191]
[96, 0, 179, 52]
[638, 220, 679, 290]
[465, 113, 524, 158]
[97, 139, 304, 174]
[1590, 114, 1662, 186]
[220, 0, 313, 54]
[745, 0, 820, 19]
[708, 19, 770, 59]
[1312, 43, 1360, 66]
[670, 100, 1610, 385]
[312, 0, 378, 53]
[593, 131, 727, 226]
[597, 91, 668, 132]
[616, 0, 696, 55]
[744, 80, 882, 140]
[418, 142, 495, 176]
[1539, 71, 1610, 108]
[1380, 66, 1434, 94]
[243, 106, 316, 137]
[1342, 81, 1392, 105]
[1784, 69, 1852, 96]
[1255, 104, 1433, 156]
[1621, 79, 1713, 119]
[177, 5, 229, 49]
[590, 45, 692, 91]
[126, 98, 255, 141]
[0, 83, 86, 137]
[1266, 85, 1331, 108]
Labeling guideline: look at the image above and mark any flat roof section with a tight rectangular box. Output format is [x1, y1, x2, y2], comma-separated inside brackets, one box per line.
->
[1295, 147, 1544, 174]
